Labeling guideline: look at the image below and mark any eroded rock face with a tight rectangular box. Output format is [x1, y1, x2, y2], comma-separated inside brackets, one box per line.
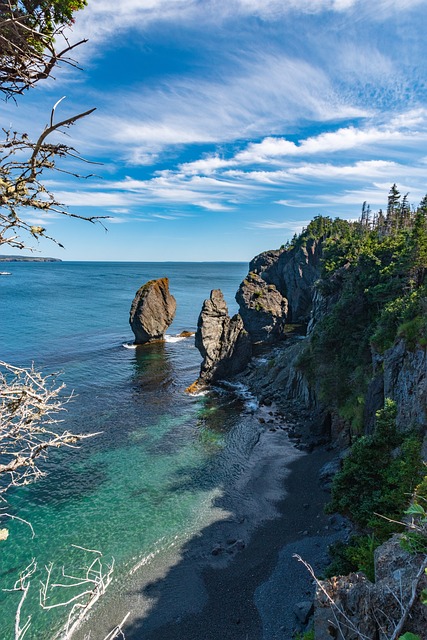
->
[236, 272, 288, 343]
[129, 277, 176, 344]
[383, 339, 427, 432]
[195, 289, 252, 383]
[250, 240, 323, 324]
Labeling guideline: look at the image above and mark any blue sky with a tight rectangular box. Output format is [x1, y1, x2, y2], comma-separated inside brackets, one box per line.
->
[2, 0, 427, 261]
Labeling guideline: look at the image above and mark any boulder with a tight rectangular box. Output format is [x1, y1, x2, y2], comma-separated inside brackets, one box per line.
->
[235, 272, 288, 343]
[129, 277, 176, 344]
[195, 289, 252, 383]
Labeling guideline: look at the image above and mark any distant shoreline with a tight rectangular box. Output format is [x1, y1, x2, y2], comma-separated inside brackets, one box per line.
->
[0, 255, 61, 262]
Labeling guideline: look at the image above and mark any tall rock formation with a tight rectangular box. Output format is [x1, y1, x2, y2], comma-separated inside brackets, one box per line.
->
[129, 277, 176, 344]
[249, 239, 322, 324]
[195, 289, 252, 383]
[235, 272, 288, 343]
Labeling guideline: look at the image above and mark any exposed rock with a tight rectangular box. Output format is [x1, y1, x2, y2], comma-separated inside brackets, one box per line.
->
[363, 373, 385, 434]
[178, 330, 195, 338]
[250, 240, 323, 324]
[383, 339, 427, 432]
[293, 600, 314, 625]
[314, 534, 427, 639]
[236, 272, 288, 343]
[318, 459, 341, 487]
[249, 249, 285, 290]
[195, 289, 252, 383]
[277, 239, 323, 323]
[129, 277, 176, 344]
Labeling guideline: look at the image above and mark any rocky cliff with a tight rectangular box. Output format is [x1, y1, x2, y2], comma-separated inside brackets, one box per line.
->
[235, 272, 288, 343]
[248, 238, 322, 323]
[129, 277, 176, 344]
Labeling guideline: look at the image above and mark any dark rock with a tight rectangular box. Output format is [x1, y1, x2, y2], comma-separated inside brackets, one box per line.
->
[249, 249, 285, 290]
[363, 374, 384, 434]
[318, 459, 341, 486]
[314, 534, 427, 639]
[383, 339, 427, 433]
[236, 272, 288, 343]
[211, 545, 223, 556]
[195, 289, 252, 383]
[129, 277, 176, 344]
[293, 600, 314, 625]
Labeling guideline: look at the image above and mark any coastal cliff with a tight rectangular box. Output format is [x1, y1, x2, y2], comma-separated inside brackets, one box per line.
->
[195, 196, 427, 639]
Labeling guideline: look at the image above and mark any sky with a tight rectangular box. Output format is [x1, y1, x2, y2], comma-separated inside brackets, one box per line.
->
[2, 0, 427, 261]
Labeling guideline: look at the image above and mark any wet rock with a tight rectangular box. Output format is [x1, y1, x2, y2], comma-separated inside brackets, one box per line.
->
[129, 277, 176, 344]
[195, 289, 252, 383]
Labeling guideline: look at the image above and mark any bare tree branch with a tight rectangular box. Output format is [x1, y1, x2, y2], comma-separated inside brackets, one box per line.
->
[0, 360, 99, 503]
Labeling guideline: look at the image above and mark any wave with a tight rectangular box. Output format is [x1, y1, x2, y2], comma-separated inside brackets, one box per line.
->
[122, 342, 138, 349]
[220, 380, 259, 412]
[164, 334, 187, 343]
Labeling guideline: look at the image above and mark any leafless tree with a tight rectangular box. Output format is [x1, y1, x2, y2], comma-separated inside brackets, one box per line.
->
[0, 359, 98, 504]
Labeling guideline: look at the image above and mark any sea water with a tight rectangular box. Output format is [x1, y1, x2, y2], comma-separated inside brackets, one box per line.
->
[0, 262, 258, 638]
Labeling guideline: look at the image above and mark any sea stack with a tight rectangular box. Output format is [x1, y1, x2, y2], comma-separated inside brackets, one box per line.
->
[129, 277, 176, 344]
[195, 289, 252, 383]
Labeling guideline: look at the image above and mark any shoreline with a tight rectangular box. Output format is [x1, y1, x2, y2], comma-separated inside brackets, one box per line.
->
[86, 398, 349, 640]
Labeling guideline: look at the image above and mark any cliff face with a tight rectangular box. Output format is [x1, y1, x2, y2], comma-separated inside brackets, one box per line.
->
[195, 217, 427, 439]
[248, 239, 322, 323]
[235, 272, 288, 343]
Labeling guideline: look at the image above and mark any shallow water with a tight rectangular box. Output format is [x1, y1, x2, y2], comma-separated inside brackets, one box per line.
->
[0, 262, 263, 638]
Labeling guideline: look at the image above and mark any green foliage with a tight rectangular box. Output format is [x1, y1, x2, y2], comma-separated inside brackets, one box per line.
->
[297, 191, 427, 425]
[326, 534, 378, 582]
[327, 400, 424, 539]
[398, 633, 422, 640]
[294, 630, 314, 640]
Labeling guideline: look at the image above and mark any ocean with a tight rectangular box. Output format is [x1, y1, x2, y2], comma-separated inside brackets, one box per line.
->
[0, 261, 268, 639]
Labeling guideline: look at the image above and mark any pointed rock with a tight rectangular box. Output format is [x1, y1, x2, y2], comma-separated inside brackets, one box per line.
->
[195, 289, 252, 383]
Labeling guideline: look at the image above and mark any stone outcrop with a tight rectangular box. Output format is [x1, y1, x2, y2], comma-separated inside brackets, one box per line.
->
[129, 277, 176, 344]
[236, 272, 288, 344]
[250, 239, 323, 324]
[195, 289, 252, 383]
[314, 534, 427, 639]
[383, 339, 427, 432]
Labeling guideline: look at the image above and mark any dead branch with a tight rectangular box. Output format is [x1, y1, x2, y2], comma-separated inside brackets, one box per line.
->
[40, 550, 116, 640]
[0, 360, 98, 503]
[2, 559, 37, 640]
[389, 556, 427, 640]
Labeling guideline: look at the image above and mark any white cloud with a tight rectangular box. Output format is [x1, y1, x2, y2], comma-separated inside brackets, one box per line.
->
[251, 219, 311, 232]
[71, 0, 426, 46]
[234, 126, 406, 165]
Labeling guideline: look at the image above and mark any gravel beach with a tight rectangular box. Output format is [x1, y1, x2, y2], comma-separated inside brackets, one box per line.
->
[120, 404, 349, 640]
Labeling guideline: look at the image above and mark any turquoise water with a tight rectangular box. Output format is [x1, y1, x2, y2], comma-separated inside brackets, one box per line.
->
[0, 262, 253, 639]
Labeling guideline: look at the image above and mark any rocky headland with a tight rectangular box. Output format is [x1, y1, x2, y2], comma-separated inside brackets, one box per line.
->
[193, 210, 427, 639]
[0, 254, 61, 261]
[129, 277, 177, 344]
